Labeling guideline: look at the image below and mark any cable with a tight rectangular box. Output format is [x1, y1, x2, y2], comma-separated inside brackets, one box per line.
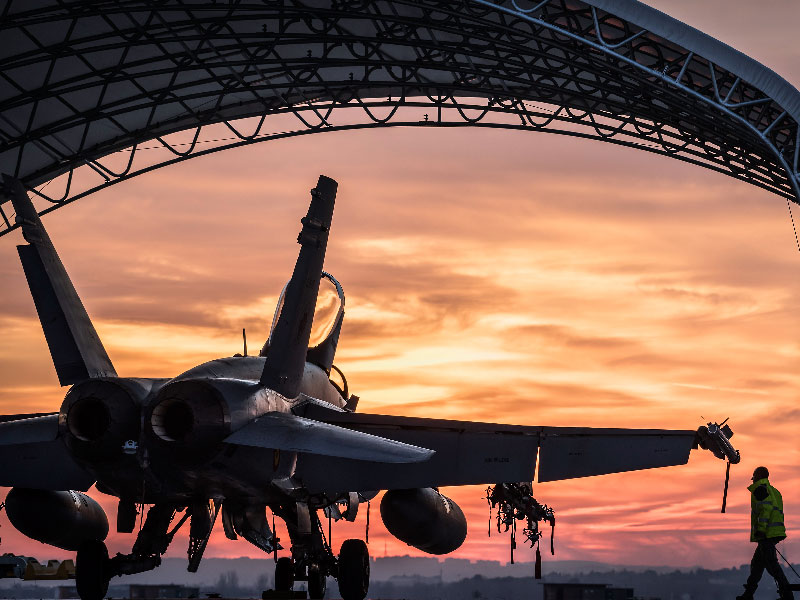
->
[138, 477, 146, 532]
[721, 461, 731, 513]
[776, 546, 800, 580]
[788, 199, 800, 253]
[365, 500, 370, 544]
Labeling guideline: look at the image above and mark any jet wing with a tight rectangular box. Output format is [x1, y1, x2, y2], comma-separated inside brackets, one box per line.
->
[535, 426, 694, 482]
[0, 415, 95, 491]
[295, 406, 696, 494]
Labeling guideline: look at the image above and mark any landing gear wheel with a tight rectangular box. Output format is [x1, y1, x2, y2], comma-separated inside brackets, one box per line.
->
[76, 540, 110, 600]
[337, 539, 369, 600]
[308, 563, 326, 599]
[274, 557, 294, 591]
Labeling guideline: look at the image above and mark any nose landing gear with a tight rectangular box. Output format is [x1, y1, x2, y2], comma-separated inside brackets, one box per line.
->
[270, 503, 370, 600]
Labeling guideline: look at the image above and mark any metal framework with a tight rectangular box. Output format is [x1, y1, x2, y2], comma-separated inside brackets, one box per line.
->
[1, 0, 799, 237]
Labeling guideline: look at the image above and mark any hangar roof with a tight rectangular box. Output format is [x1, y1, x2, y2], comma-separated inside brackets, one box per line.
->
[587, 0, 800, 121]
[1, 0, 798, 235]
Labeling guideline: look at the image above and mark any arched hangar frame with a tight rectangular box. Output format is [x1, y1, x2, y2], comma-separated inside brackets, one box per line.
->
[1, 0, 799, 237]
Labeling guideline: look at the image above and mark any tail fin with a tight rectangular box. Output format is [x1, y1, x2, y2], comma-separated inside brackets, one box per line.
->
[3, 176, 117, 385]
[260, 176, 337, 397]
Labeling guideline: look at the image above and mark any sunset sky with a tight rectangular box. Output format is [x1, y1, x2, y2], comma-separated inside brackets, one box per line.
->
[0, 0, 798, 572]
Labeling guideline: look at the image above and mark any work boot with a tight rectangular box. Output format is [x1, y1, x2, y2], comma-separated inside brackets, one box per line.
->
[778, 587, 794, 600]
[736, 584, 756, 600]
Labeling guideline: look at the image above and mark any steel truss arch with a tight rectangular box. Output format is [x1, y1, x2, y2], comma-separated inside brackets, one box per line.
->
[1, 0, 799, 237]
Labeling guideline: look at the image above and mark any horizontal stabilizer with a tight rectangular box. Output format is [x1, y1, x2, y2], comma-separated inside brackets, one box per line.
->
[0, 413, 59, 446]
[0, 415, 95, 491]
[224, 411, 434, 464]
[4, 175, 116, 386]
[0, 412, 56, 423]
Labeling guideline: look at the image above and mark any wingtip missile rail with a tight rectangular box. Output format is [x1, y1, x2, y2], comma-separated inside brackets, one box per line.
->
[694, 420, 741, 513]
[695, 420, 740, 464]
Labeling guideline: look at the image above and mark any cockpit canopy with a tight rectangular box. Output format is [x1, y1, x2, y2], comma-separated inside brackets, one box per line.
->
[265, 272, 345, 371]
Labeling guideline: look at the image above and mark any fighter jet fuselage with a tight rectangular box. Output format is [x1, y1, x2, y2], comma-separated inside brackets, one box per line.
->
[62, 358, 344, 501]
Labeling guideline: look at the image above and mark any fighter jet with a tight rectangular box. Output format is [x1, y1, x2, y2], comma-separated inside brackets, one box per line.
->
[0, 174, 739, 600]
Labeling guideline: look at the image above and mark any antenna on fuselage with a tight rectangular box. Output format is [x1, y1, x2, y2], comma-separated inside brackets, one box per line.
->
[243, 328, 247, 357]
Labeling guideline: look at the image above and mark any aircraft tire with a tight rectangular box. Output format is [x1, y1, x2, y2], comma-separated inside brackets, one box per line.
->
[337, 539, 369, 600]
[307, 563, 326, 599]
[274, 557, 294, 591]
[76, 540, 109, 600]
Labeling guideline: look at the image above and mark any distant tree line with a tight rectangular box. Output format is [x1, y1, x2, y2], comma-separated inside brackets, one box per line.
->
[0, 564, 796, 599]
[368, 566, 792, 600]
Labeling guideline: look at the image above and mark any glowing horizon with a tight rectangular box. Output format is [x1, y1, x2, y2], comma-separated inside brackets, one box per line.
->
[0, 0, 798, 573]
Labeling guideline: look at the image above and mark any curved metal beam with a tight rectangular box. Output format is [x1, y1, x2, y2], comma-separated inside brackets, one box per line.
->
[0, 0, 798, 237]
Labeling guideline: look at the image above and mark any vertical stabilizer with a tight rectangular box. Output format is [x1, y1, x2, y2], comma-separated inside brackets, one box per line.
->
[260, 176, 337, 397]
[3, 176, 117, 385]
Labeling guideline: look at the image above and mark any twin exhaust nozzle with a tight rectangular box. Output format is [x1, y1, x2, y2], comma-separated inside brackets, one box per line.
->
[60, 378, 231, 460]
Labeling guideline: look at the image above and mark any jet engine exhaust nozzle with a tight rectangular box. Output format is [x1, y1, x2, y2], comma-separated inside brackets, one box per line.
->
[67, 396, 110, 442]
[151, 397, 196, 442]
[59, 379, 146, 459]
[147, 380, 230, 462]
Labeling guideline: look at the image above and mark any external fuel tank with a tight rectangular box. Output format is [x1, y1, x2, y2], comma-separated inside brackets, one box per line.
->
[380, 488, 467, 555]
[5, 488, 108, 551]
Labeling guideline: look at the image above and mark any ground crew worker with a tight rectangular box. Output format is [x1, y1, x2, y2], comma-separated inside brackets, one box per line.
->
[737, 466, 793, 600]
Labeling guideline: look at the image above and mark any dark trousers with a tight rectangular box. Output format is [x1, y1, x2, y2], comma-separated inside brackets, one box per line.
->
[745, 538, 792, 594]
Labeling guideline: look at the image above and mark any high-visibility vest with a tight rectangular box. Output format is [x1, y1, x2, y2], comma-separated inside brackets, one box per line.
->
[749, 478, 786, 542]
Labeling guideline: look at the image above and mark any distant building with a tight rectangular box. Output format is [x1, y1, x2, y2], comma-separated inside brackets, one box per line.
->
[57, 584, 200, 599]
[385, 573, 444, 587]
[57, 584, 78, 598]
[128, 584, 200, 599]
[543, 582, 656, 600]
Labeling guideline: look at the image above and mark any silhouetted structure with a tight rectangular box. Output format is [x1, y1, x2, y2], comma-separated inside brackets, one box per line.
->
[57, 584, 199, 599]
[1, 0, 799, 238]
[543, 582, 638, 600]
